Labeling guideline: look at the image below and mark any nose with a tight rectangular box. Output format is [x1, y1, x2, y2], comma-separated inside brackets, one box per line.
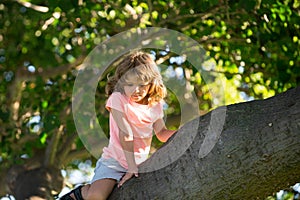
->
[134, 86, 140, 93]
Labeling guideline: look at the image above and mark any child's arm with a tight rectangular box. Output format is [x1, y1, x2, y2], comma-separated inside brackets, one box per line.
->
[110, 108, 138, 187]
[153, 118, 177, 142]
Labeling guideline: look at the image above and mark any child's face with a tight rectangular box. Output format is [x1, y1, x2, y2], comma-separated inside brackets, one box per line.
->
[123, 73, 151, 104]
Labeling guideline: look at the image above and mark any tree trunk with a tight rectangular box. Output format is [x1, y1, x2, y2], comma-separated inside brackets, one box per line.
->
[108, 86, 300, 199]
[4, 165, 63, 200]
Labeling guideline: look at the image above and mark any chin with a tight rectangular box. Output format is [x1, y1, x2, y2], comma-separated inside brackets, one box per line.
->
[132, 98, 142, 102]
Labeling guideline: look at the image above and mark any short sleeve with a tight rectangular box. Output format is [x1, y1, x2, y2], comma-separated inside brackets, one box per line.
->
[158, 101, 165, 119]
[152, 100, 164, 121]
[105, 92, 127, 112]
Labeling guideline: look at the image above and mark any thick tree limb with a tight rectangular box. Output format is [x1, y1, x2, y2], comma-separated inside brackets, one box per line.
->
[14, 55, 86, 82]
[108, 86, 300, 199]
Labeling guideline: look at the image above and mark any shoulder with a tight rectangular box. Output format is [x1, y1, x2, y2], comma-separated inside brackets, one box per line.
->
[106, 92, 128, 111]
[153, 99, 165, 109]
[108, 92, 127, 101]
[150, 100, 165, 115]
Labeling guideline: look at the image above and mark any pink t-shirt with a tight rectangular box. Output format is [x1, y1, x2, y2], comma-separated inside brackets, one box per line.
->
[102, 92, 164, 169]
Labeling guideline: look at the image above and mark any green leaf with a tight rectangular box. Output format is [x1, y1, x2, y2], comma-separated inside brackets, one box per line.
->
[40, 132, 48, 144]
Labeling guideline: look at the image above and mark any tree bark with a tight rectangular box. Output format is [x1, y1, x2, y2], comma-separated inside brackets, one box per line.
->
[108, 86, 300, 199]
[3, 164, 63, 200]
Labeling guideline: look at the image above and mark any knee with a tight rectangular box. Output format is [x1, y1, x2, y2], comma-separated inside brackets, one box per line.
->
[85, 190, 107, 200]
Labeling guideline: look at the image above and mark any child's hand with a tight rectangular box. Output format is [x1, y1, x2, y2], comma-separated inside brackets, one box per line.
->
[118, 168, 138, 188]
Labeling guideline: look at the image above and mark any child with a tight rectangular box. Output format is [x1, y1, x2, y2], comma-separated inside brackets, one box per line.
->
[61, 51, 177, 200]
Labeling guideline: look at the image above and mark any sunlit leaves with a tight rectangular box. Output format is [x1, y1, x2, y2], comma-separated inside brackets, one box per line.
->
[0, 1, 299, 197]
[270, 1, 293, 22]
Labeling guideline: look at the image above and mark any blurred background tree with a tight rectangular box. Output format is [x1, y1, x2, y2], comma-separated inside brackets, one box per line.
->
[0, 0, 299, 199]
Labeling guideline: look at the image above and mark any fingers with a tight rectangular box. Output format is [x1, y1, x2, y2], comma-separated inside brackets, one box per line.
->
[118, 173, 132, 188]
[118, 172, 138, 188]
[118, 176, 128, 188]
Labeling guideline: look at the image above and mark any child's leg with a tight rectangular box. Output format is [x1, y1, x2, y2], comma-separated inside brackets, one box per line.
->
[82, 178, 117, 200]
[61, 157, 125, 200]
[65, 178, 116, 200]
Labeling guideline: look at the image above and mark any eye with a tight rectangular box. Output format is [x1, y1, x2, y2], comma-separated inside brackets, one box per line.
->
[125, 83, 134, 87]
[139, 83, 150, 87]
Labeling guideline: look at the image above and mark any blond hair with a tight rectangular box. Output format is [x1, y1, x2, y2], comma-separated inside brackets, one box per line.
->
[105, 51, 166, 105]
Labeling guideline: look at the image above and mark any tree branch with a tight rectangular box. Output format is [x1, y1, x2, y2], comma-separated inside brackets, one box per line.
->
[57, 133, 78, 166]
[44, 126, 63, 167]
[108, 86, 300, 199]
[157, 4, 225, 26]
[16, 55, 85, 82]
[63, 148, 91, 166]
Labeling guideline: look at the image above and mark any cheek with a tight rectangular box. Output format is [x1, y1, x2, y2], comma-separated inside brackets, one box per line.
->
[141, 87, 149, 94]
[142, 86, 151, 93]
[124, 86, 134, 95]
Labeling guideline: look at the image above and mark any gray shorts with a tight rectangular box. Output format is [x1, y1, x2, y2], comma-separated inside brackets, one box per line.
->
[91, 157, 127, 183]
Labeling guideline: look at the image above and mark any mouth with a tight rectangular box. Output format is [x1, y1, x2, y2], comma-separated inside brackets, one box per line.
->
[131, 94, 141, 99]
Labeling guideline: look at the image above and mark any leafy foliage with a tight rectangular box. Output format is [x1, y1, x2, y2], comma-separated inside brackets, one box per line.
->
[0, 0, 299, 197]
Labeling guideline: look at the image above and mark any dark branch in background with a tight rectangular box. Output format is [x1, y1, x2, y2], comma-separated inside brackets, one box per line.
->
[44, 125, 64, 167]
[157, 6, 220, 26]
[63, 149, 91, 166]
[57, 133, 78, 166]
[15, 55, 86, 82]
